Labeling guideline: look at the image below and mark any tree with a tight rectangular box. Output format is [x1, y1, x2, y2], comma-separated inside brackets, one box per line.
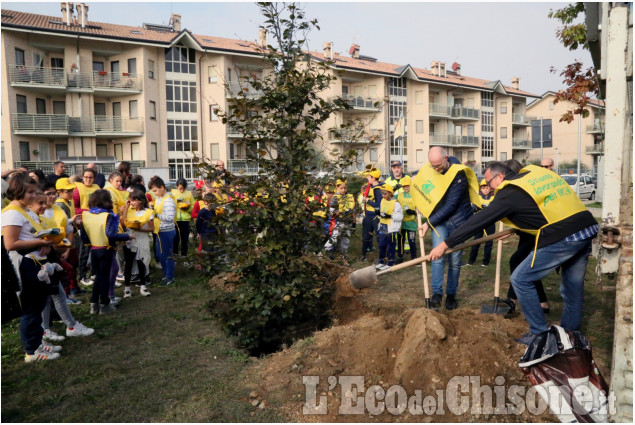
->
[198, 2, 362, 353]
[548, 3, 599, 123]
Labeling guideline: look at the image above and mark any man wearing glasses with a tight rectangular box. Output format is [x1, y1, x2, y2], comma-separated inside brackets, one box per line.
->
[540, 157, 555, 170]
[214, 160, 232, 186]
[427, 161, 598, 346]
[414, 146, 476, 310]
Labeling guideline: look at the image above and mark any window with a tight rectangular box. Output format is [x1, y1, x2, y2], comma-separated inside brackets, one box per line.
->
[19, 141, 30, 161]
[467, 124, 475, 136]
[148, 59, 155, 79]
[167, 119, 199, 152]
[549, 101, 555, 110]
[500, 102, 507, 114]
[131, 142, 139, 160]
[501, 127, 508, 139]
[341, 85, 348, 95]
[210, 143, 219, 160]
[93, 61, 105, 72]
[467, 151, 475, 161]
[129, 100, 138, 118]
[368, 85, 377, 98]
[416, 149, 424, 163]
[110, 61, 119, 74]
[208, 66, 217, 83]
[94, 103, 106, 116]
[55, 144, 68, 160]
[164, 45, 196, 74]
[15, 48, 25, 66]
[53, 101, 66, 115]
[416, 120, 424, 134]
[369, 148, 378, 162]
[166, 80, 198, 113]
[149, 101, 156, 119]
[127, 58, 137, 76]
[389, 77, 406, 97]
[481, 136, 494, 158]
[96, 144, 108, 157]
[36, 98, 46, 114]
[415, 90, 423, 104]
[114, 143, 123, 160]
[151, 143, 158, 162]
[210, 104, 219, 121]
[481, 110, 493, 133]
[33, 52, 43, 68]
[168, 158, 196, 180]
[500, 152, 507, 161]
[16, 95, 27, 114]
[481, 91, 494, 108]
[455, 151, 463, 162]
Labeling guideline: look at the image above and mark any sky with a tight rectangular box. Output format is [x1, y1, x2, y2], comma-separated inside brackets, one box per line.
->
[3, 1, 591, 97]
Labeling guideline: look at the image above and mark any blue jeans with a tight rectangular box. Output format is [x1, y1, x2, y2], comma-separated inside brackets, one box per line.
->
[378, 225, 396, 266]
[431, 221, 462, 296]
[511, 238, 592, 335]
[155, 229, 176, 280]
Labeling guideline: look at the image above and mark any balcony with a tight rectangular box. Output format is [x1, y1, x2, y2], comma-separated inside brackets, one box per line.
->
[512, 113, 534, 126]
[227, 159, 260, 175]
[429, 133, 479, 148]
[12, 114, 143, 138]
[512, 138, 532, 150]
[328, 129, 383, 144]
[330, 94, 383, 113]
[12, 113, 69, 137]
[450, 106, 480, 120]
[14, 160, 146, 175]
[586, 143, 604, 155]
[225, 82, 263, 99]
[8, 65, 143, 96]
[9, 65, 66, 94]
[429, 103, 451, 118]
[586, 122, 604, 134]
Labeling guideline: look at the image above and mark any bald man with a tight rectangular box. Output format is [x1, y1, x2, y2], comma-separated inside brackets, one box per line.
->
[540, 157, 555, 171]
[414, 146, 475, 310]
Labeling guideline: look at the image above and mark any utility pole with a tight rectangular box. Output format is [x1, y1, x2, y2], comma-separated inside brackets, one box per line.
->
[576, 114, 581, 196]
[539, 117, 544, 161]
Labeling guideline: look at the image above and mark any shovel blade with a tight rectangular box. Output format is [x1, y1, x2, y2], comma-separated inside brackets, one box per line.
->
[480, 302, 511, 316]
[349, 265, 378, 289]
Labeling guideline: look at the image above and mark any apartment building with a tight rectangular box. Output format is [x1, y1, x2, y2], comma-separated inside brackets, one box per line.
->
[527, 92, 605, 177]
[1, 5, 540, 179]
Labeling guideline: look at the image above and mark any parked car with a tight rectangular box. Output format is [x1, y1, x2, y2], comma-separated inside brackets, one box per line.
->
[560, 174, 596, 200]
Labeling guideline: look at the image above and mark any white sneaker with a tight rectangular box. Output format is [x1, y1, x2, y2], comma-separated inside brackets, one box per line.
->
[375, 263, 385, 270]
[25, 349, 60, 362]
[66, 321, 95, 337]
[66, 297, 82, 305]
[43, 329, 65, 342]
[124, 288, 132, 298]
[377, 264, 390, 271]
[140, 285, 151, 297]
[115, 272, 125, 283]
[80, 277, 94, 286]
[40, 341, 62, 352]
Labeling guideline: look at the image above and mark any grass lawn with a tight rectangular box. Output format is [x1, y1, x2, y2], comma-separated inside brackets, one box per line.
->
[1, 226, 616, 422]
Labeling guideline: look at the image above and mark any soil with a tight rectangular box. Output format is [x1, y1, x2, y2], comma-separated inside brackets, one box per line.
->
[246, 270, 559, 423]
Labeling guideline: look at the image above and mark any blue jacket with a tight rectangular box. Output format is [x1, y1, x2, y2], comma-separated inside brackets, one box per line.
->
[427, 156, 473, 228]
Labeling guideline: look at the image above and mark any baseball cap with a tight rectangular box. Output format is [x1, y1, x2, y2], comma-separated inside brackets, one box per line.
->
[55, 177, 76, 191]
[379, 184, 394, 194]
[391, 160, 403, 167]
[480, 179, 487, 186]
[363, 168, 381, 179]
[400, 175, 411, 186]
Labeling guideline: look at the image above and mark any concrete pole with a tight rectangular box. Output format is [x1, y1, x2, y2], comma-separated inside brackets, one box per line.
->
[539, 117, 544, 161]
[576, 114, 581, 196]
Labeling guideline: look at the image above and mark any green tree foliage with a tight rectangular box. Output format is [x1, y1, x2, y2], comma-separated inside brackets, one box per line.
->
[548, 3, 599, 123]
[198, 2, 361, 352]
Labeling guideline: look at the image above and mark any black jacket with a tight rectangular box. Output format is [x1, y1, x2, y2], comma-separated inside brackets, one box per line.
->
[427, 156, 474, 228]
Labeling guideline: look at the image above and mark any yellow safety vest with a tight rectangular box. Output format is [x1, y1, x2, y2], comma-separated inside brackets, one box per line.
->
[55, 198, 74, 217]
[76, 183, 98, 210]
[124, 208, 154, 230]
[410, 162, 481, 218]
[105, 184, 128, 214]
[379, 199, 397, 225]
[385, 175, 408, 196]
[364, 183, 381, 213]
[397, 192, 417, 223]
[153, 194, 175, 234]
[332, 193, 355, 213]
[494, 165, 588, 265]
[41, 204, 69, 242]
[1, 204, 44, 233]
[171, 189, 194, 221]
[82, 211, 110, 247]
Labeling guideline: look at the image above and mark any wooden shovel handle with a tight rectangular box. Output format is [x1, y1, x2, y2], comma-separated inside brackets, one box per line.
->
[494, 221, 504, 297]
[377, 227, 515, 276]
[416, 210, 430, 299]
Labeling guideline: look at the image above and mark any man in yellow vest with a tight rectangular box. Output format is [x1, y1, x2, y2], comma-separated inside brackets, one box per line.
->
[413, 146, 478, 310]
[384, 160, 410, 197]
[428, 162, 598, 345]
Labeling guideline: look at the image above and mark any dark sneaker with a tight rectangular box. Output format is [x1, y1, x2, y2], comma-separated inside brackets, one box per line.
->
[395, 257, 404, 265]
[445, 294, 457, 310]
[502, 298, 516, 313]
[515, 332, 538, 346]
[430, 293, 443, 307]
[99, 303, 117, 315]
[70, 287, 87, 295]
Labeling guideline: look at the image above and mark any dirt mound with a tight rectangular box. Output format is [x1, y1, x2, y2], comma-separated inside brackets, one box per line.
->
[249, 307, 556, 422]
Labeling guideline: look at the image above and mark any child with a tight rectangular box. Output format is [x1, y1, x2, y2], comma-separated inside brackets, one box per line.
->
[196, 193, 222, 255]
[171, 177, 194, 258]
[77, 189, 134, 315]
[360, 168, 383, 261]
[191, 183, 212, 253]
[467, 179, 495, 267]
[56, 177, 84, 296]
[147, 176, 176, 286]
[122, 190, 154, 297]
[396, 175, 418, 263]
[376, 184, 403, 270]
[324, 179, 355, 258]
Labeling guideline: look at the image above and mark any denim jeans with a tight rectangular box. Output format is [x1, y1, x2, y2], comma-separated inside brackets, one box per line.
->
[511, 238, 592, 335]
[155, 229, 176, 280]
[90, 248, 114, 305]
[378, 224, 396, 266]
[431, 220, 462, 296]
[361, 214, 378, 256]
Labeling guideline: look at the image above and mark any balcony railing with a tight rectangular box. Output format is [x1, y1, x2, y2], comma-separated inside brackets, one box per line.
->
[12, 113, 69, 134]
[328, 129, 383, 144]
[512, 139, 532, 150]
[429, 103, 451, 117]
[227, 159, 260, 175]
[94, 116, 144, 134]
[512, 114, 534, 125]
[339, 94, 383, 111]
[92, 71, 142, 91]
[225, 82, 263, 98]
[14, 160, 146, 175]
[450, 106, 480, 120]
[586, 123, 604, 134]
[586, 143, 604, 155]
[429, 133, 479, 147]
[9, 65, 66, 87]
[67, 70, 94, 89]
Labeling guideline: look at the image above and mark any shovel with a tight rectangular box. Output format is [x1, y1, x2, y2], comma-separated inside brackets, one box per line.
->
[350, 228, 515, 289]
[416, 210, 435, 310]
[480, 222, 511, 316]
